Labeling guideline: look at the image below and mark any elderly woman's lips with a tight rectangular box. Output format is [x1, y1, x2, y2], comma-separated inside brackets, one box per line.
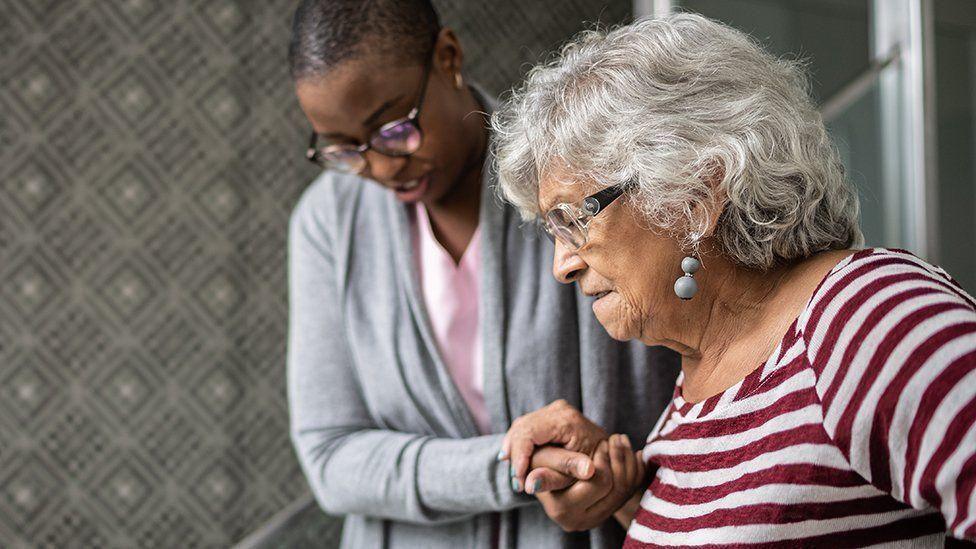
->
[591, 291, 614, 316]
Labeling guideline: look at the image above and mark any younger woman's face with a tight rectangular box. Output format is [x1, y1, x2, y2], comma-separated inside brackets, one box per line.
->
[294, 30, 481, 205]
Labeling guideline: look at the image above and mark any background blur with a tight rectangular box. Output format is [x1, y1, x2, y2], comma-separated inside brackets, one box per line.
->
[0, 1, 633, 547]
[0, 0, 972, 548]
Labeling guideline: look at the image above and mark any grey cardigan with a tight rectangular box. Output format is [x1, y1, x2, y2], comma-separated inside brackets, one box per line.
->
[287, 162, 680, 548]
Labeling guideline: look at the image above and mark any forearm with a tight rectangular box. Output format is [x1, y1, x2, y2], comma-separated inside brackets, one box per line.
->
[417, 434, 535, 514]
[294, 428, 533, 524]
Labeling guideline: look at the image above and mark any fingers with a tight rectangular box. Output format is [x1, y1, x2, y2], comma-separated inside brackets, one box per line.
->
[593, 439, 610, 476]
[530, 446, 595, 481]
[620, 435, 642, 494]
[590, 439, 610, 480]
[500, 400, 607, 492]
[506, 417, 561, 485]
[532, 437, 649, 532]
[525, 467, 575, 494]
[509, 437, 532, 485]
[609, 434, 629, 488]
[619, 435, 636, 488]
[634, 448, 646, 488]
[562, 440, 612, 503]
[584, 435, 644, 522]
[500, 400, 565, 463]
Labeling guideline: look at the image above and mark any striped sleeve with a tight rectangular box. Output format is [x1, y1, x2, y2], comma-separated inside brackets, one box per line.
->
[799, 249, 976, 541]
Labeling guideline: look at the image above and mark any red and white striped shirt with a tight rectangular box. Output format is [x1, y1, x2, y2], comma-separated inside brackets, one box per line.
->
[625, 248, 976, 547]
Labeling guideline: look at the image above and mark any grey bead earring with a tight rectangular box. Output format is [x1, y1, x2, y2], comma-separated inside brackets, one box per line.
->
[674, 256, 700, 300]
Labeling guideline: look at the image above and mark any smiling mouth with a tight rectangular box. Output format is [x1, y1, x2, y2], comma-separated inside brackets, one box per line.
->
[395, 179, 421, 191]
[592, 290, 611, 299]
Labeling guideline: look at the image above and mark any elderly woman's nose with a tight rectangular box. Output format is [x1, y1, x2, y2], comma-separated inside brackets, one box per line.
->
[552, 242, 586, 284]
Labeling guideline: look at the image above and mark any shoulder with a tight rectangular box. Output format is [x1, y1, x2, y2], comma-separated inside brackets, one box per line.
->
[291, 171, 367, 226]
[289, 171, 396, 252]
[796, 248, 976, 373]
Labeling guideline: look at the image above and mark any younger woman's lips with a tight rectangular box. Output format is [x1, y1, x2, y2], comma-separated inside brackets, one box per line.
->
[392, 173, 430, 202]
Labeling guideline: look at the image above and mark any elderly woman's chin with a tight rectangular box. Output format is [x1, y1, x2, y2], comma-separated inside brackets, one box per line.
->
[592, 292, 641, 341]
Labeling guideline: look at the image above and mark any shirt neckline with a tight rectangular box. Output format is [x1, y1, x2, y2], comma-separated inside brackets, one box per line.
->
[415, 203, 481, 269]
[668, 249, 875, 421]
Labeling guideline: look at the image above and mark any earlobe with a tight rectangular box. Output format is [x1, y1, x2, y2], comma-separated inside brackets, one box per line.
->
[692, 163, 728, 239]
[704, 193, 728, 238]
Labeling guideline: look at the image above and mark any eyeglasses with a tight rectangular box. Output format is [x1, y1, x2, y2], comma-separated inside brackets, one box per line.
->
[541, 185, 627, 250]
[305, 54, 433, 173]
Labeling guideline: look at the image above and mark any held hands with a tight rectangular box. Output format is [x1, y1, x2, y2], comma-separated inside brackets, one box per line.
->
[520, 445, 598, 494]
[534, 435, 646, 531]
[500, 399, 608, 488]
[499, 400, 647, 531]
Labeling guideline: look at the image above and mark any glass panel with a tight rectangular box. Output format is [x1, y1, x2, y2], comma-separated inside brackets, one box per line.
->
[934, 0, 976, 293]
[676, 0, 893, 247]
[677, 0, 870, 103]
[825, 80, 886, 246]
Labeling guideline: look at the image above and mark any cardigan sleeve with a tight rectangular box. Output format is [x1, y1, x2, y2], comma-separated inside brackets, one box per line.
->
[287, 184, 532, 524]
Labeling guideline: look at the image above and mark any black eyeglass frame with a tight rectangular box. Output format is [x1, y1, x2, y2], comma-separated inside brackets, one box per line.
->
[542, 185, 628, 250]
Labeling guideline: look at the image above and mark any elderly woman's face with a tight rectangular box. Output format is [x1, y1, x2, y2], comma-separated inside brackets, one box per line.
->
[538, 172, 685, 344]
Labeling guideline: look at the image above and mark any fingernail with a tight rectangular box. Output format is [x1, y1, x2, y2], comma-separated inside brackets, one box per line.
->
[579, 460, 592, 476]
[497, 449, 507, 461]
[510, 464, 516, 477]
[511, 476, 521, 492]
[532, 479, 542, 494]
[622, 434, 632, 449]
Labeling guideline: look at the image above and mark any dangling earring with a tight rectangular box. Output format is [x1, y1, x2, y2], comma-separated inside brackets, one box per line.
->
[674, 256, 700, 300]
[454, 72, 464, 90]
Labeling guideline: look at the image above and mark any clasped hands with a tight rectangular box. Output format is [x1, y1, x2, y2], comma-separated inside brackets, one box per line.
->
[500, 399, 647, 531]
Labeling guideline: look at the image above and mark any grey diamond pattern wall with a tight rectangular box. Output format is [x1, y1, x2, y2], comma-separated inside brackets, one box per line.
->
[0, 1, 630, 547]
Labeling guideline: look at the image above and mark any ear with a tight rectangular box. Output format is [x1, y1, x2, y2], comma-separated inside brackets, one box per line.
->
[693, 161, 728, 240]
[433, 28, 464, 77]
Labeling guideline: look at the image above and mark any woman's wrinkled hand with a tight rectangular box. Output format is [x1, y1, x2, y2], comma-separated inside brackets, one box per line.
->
[518, 445, 599, 494]
[500, 399, 608, 490]
[535, 434, 646, 532]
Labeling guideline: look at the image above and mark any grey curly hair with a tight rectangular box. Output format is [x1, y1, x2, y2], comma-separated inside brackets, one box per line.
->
[491, 12, 863, 270]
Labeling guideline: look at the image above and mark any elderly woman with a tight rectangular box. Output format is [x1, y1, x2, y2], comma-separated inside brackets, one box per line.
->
[492, 13, 976, 546]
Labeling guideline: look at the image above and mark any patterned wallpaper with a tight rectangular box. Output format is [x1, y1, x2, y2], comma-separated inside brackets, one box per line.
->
[0, 1, 630, 547]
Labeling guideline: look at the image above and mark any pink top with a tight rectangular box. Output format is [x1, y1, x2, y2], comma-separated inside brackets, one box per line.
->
[413, 204, 489, 434]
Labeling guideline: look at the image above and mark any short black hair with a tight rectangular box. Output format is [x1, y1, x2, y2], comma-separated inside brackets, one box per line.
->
[288, 0, 441, 81]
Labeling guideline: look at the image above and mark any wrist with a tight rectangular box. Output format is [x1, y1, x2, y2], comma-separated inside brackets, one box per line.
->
[613, 491, 642, 529]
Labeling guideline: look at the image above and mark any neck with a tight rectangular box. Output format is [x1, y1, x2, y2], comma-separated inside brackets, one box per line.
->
[424, 87, 488, 263]
[659, 250, 791, 400]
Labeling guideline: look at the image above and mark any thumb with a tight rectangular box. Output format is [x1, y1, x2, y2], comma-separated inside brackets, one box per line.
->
[525, 467, 575, 494]
[530, 446, 595, 480]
